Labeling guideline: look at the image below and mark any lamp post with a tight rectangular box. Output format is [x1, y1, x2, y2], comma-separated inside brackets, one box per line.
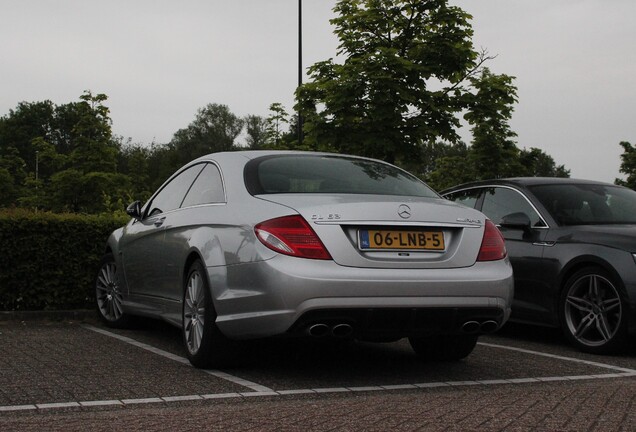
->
[35, 150, 39, 213]
[297, 0, 303, 145]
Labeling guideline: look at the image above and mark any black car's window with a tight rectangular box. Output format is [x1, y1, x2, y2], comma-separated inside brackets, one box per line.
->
[481, 187, 545, 227]
[181, 163, 225, 208]
[444, 189, 482, 209]
[529, 183, 636, 225]
[146, 164, 205, 217]
[245, 155, 438, 198]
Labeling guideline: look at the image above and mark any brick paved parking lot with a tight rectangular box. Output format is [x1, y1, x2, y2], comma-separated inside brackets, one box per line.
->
[1, 316, 635, 431]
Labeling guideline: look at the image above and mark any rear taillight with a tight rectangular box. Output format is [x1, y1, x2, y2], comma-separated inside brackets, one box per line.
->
[255, 215, 332, 260]
[477, 220, 507, 261]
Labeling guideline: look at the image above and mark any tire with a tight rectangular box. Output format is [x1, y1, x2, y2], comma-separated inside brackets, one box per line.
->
[95, 253, 131, 328]
[408, 334, 478, 361]
[182, 260, 237, 368]
[560, 267, 628, 354]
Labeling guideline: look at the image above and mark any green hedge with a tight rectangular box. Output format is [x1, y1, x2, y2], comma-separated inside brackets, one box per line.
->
[0, 209, 129, 311]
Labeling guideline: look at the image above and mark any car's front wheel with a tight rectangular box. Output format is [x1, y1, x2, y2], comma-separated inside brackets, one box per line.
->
[183, 260, 237, 368]
[560, 267, 628, 354]
[95, 253, 130, 328]
[408, 334, 478, 361]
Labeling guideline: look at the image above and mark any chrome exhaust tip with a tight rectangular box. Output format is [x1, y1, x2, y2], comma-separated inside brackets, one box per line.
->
[462, 321, 481, 334]
[308, 323, 330, 337]
[480, 320, 499, 333]
[332, 323, 353, 338]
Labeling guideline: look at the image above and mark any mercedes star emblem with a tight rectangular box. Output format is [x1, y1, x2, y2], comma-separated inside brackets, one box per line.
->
[398, 204, 411, 219]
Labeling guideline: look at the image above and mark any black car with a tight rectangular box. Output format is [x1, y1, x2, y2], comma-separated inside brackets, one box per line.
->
[442, 178, 636, 354]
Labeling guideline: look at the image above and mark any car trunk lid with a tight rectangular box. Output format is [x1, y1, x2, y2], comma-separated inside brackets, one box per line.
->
[256, 194, 486, 269]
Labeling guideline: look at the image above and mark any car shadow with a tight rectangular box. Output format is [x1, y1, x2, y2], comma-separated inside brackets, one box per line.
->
[495, 322, 567, 345]
[98, 314, 636, 392]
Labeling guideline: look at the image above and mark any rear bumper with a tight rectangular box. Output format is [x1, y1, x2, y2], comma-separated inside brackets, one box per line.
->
[209, 256, 514, 339]
[288, 305, 508, 340]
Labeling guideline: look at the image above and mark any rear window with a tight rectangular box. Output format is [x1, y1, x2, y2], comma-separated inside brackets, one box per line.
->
[529, 183, 636, 225]
[244, 155, 437, 198]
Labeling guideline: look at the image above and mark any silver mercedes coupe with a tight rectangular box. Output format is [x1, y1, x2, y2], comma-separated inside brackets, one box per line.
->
[95, 151, 513, 368]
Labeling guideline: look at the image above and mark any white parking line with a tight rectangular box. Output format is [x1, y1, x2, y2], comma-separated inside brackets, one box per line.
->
[1, 330, 635, 413]
[82, 325, 273, 393]
[2, 369, 634, 413]
[477, 341, 636, 374]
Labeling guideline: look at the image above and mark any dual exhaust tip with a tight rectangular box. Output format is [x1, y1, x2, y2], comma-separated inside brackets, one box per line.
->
[307, 320, 499, 338]
[461, 320, 499, 334]
[307, 323, 353, 338]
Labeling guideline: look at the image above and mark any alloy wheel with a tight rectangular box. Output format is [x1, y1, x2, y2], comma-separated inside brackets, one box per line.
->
[184, 270, 206, 355]
[564, 273, 622, 348]
[96, 261, 123, 321]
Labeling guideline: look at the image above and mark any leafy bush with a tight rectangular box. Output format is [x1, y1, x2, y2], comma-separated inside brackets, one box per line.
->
[0, 209, 128, 311]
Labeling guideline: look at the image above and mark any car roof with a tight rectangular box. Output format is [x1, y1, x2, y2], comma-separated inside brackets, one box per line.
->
[192, 150, 380, 163]
[441, 177, 618, 194]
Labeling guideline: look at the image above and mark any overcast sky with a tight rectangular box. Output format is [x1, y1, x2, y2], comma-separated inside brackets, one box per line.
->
[2, 1, 635, 183]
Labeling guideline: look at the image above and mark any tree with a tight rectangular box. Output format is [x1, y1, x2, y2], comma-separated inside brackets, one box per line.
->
[0, 99, 68, 209]
[0, 167, 15, 207]
[171, 103, 244, 165]
[465, 68, 523, 180]
[0, 146, 27, 200]
[244, 115, 268, 149]
[424, 69, 569, 190]
[0, 91, 134, 213]
[46, 91, 125, 212]
[50, 101, 83, 156]
[425, 68, 527, 190]
[146, 142, 181, 192]
[616, 141, 636, 189]
[519, 147, 569, 178]
[0, 100, 55, 173]
[117, 140, 153, 201]
[425, 155, 474, 192]
[296, 0, 487, 165]
[67, 91, 118, 173]
[265, 103, 290, 148]
[423, 142, 474, 190]
[413, 141, 467, 178]
[16, 137, 67, 210]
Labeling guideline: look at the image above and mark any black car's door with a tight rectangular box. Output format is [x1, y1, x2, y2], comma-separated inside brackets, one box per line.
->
[445, 186, 555, 325]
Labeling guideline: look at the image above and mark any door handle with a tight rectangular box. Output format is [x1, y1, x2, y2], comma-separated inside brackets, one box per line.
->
[154, 217, 166, 227]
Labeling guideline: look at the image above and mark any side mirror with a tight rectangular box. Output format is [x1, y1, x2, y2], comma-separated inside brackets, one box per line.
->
[500, 212, 532, 230]
[126, 201, 143, 220]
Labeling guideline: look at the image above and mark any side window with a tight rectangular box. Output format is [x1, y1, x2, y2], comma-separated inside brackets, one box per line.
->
[444, 189, 482, 209]
[146, 165, 205, 217]
[181, 163, 225, 207]
[481, 187, 544, 227]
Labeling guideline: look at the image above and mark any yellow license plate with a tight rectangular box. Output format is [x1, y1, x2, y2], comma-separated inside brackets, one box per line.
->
[359, 229, 445, 251]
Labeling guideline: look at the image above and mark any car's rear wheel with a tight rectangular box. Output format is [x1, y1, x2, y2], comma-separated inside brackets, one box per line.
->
[560, 267, 628, 354]
[408, 334, 478, 361]
[183, 260, 237, 368]
[95, 253, 130, 328]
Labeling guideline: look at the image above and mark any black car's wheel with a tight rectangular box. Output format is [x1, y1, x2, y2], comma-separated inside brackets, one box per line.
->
[560, 267, 628, 354]
[408, 334, 478, 361]
[95, 253, 131, 328]
[183, 260, 237, 368]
